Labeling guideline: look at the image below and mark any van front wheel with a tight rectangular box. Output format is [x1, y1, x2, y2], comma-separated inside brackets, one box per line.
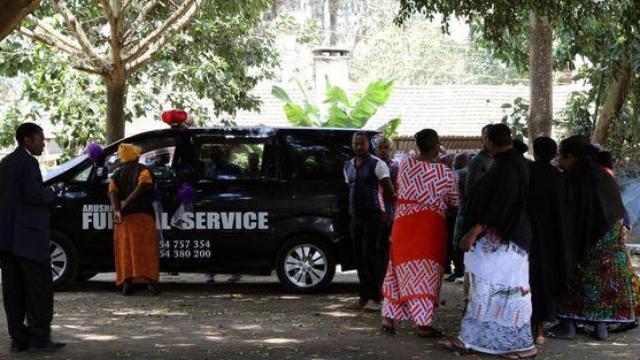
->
[50, 233, 78, 290]
[276, 236, 335, 293]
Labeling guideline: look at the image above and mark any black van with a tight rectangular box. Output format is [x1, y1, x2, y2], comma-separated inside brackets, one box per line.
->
[43, 126, 379, 293]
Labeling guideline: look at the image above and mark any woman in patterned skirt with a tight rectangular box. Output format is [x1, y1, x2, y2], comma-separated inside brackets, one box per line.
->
[380, 129, 459, 337]
[441, 124, 537, 359]
[549, 136, 637, 340]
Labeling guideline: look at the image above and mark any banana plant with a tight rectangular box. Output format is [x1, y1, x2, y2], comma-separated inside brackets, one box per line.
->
[271, 79, 400, 135]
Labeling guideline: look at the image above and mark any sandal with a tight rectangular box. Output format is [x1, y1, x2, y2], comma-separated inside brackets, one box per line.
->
[416, 326, 445, 338]
[439, 338, 470, 354]
[501, 348, 539, 359]
[380, 324, 396, 336]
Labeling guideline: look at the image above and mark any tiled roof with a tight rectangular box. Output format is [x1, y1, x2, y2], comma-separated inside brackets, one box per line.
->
[233, 83, 587, 137]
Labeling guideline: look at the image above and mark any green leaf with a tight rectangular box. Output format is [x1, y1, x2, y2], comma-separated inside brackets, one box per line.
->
[350, 80, 394, 128]
[283, 103, 313, 126]
[271, 85, 291, 103]
[381, 118, 402, 139]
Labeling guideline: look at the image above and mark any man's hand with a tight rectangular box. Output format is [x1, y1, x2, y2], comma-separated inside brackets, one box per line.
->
[114, 211, 122, 224]
[50, 183, 63, 193]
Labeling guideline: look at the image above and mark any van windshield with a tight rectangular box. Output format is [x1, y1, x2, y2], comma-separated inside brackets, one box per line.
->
[43, 154, 88, 182]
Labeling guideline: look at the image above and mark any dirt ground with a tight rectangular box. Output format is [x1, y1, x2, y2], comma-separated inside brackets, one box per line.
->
[0, 270, 639, 360]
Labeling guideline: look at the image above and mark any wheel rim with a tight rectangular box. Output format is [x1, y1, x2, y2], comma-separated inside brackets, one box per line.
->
[49, 240, 68, 282]
[284, 244, 328, 289]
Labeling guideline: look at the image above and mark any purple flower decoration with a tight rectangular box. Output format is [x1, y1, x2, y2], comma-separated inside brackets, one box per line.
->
[86, 142, 104, 163]
[177, 183, 197, 205]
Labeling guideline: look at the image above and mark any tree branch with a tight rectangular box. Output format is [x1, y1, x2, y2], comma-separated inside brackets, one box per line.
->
[123, 0, 201, 64]
[72, 64, 104, 75]
[0, 0, 41, 42]
[99, 0, 122, 64]
[125, 0, 202, 74]
[52, 0, 104, 63]
[123, 0, 160, 41]
[17, 26, 85, 57]
[26, 14, 82, 52]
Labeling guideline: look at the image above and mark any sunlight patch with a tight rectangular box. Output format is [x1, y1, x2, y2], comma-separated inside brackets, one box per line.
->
[262, 338, 302, 345]
[231, 324, 262, 330]
[205, 336, 225, 341]
[76, 334, 119, 341]
[318, 311, 356, 318]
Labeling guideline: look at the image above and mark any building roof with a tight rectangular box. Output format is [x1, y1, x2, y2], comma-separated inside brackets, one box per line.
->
[233, 83, 587, 138]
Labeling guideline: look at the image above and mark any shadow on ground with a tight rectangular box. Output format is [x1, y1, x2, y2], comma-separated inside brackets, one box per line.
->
[1, 273, 639, 359]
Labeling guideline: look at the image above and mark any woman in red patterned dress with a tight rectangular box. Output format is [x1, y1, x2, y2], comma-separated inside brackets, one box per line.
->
[380, 129, 459, 337]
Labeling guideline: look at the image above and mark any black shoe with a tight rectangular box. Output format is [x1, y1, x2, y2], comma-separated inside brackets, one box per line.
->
[10, 340, 28, 353]
[122, 284, 135, 296]
[445, 273, 458, 282]
[148, 283, 161, 295]
[28, 340, 66, 352]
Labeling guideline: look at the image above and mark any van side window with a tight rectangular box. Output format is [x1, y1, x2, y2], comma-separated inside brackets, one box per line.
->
[70, 165, 92, 183]
[104, 137, 177, 181]
[285, 135, 353, 180]
[194, 137, 266, 181]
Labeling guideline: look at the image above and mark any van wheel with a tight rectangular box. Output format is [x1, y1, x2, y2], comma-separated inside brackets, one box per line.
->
[276, 236, 335, 293]
[50, 233, 78, 290]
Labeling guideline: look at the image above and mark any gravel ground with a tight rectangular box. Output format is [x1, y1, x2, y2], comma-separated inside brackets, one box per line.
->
[0, 267, 639, 360]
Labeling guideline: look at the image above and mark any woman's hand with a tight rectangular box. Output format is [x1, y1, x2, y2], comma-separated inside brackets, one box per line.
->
[621, 226, 631, 243]
[120, 199, 129, 210]
[460, 232, 477, 252]
[114, 211, 122, 224]
[460, 224, 486, 251]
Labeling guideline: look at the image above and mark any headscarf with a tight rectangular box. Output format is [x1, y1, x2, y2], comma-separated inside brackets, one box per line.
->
[513, 139, 529, 155]
[463, 148, 531, 250]
[560, 135, 625, 263]
[533, 137, 557, 163]
[117, 143, 141, 163]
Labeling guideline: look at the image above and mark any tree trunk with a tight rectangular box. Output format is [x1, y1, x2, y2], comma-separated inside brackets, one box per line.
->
[0, 0, 40, 41]
[329, 0, 338, 46]
[528, 12, 554, 148]
[105, 67, 127, 144]
[592, 62, 631, 145]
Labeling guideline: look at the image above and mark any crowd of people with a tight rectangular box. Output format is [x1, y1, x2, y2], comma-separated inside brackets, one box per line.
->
[344, 124, 639, 358]
[1, 121, 639, 356]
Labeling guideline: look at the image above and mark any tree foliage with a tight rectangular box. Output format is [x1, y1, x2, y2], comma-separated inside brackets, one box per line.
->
[0, 0, 277, 157]
[398, 0, 640, 157]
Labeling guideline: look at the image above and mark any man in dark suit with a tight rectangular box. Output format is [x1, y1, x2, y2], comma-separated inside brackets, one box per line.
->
[0, 122, 65, 353]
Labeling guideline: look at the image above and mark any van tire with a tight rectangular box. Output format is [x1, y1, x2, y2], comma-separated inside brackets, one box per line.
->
[50, 232, 79, 291]
[276, 235, 336, 293]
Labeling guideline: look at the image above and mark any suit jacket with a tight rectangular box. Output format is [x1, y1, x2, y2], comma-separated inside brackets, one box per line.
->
[0, 147, 55, 263]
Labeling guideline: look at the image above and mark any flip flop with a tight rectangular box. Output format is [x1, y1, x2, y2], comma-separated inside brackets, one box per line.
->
[439, 338, 470, 354]
[501, 348, 539, 359]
